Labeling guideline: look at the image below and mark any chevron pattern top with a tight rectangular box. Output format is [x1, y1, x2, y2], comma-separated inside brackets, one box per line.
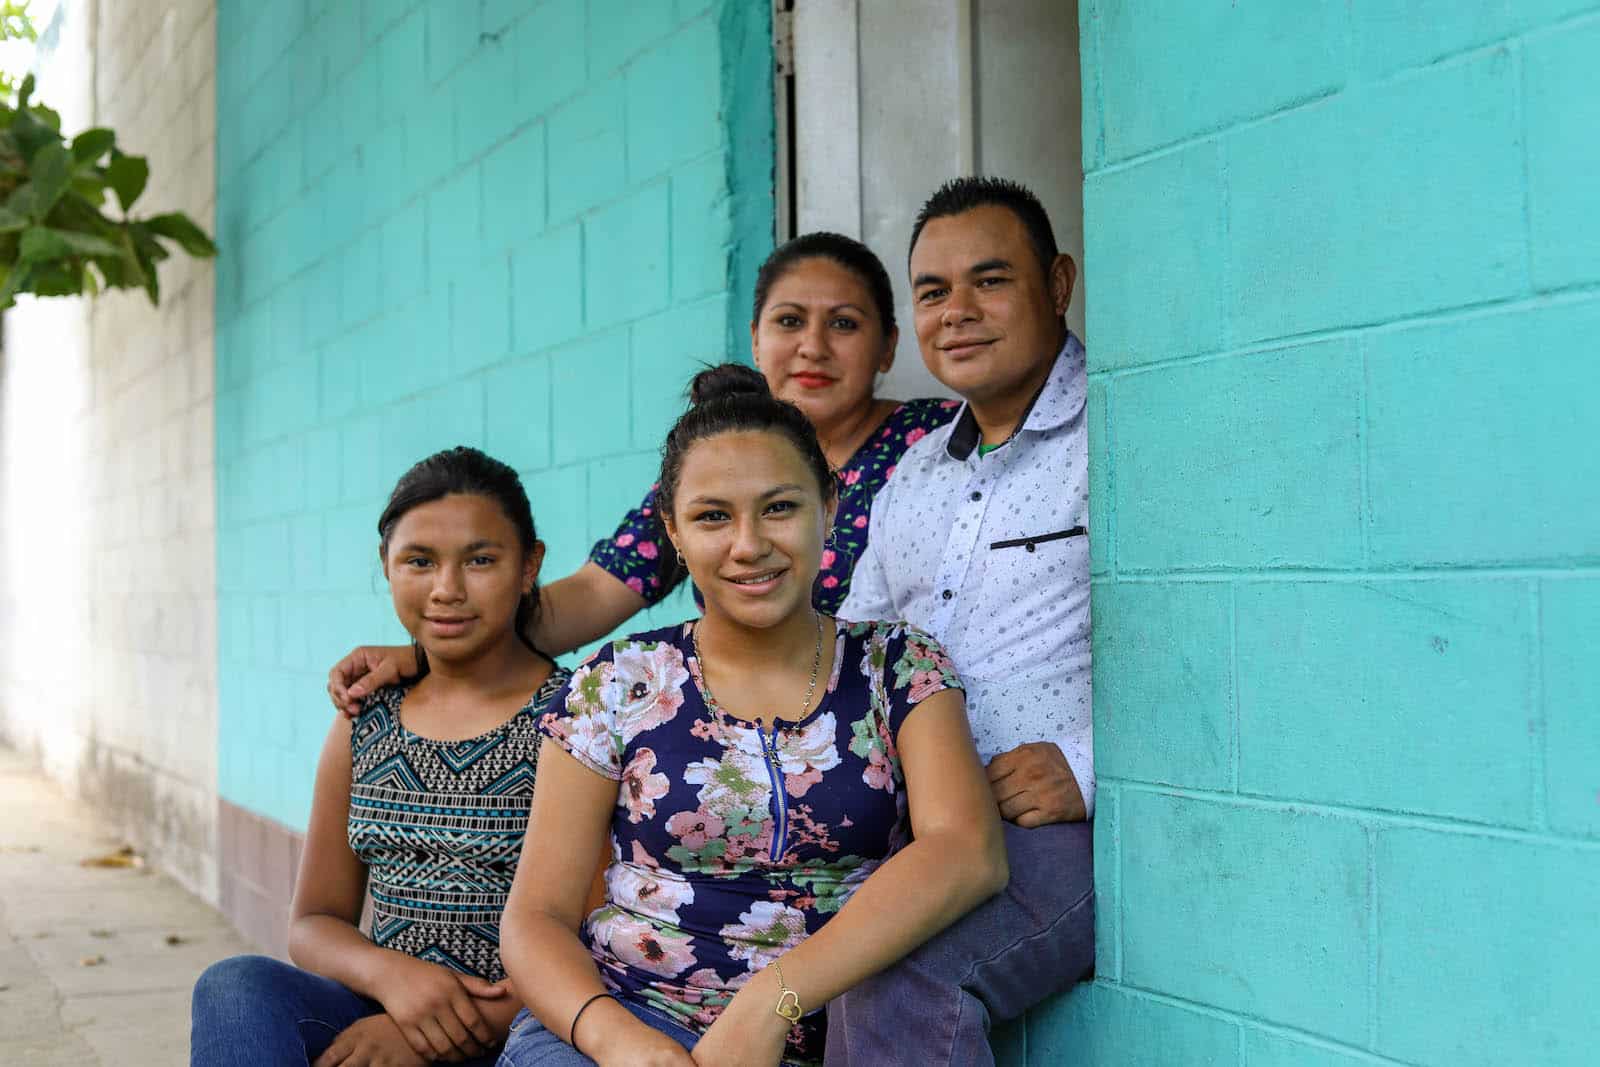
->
[347, 666, 571, 982]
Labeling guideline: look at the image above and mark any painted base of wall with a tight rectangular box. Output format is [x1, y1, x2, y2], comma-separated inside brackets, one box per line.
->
[217, 798, 303, 960]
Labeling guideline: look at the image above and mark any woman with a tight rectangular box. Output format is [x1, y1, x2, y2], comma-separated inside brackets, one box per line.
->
[326, 234, 960, 711]
[493, 367, 1006, 1065]
[191, 448, 569, 1066]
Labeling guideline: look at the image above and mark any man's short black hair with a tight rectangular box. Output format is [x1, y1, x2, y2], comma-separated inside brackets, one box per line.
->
[909, 176, 1059, 279]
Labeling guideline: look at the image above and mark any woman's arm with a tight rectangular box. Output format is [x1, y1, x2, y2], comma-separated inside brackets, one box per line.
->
[694, 689, 1007, 1065]
[533, 562, 649, 656]
[500, 742, 695, 1066]
[289, 715, 504, 1062]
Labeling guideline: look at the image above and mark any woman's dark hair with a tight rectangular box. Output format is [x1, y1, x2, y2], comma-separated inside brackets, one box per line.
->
[752, 231, 897, 336]
[650, 365, 837, 590]
[377, 446, 543, 673]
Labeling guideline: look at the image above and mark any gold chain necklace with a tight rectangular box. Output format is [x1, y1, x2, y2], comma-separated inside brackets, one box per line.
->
[692, 612, 823, 723]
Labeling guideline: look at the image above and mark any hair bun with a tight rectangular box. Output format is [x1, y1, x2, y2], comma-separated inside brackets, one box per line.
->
[687, 362, 769, 406]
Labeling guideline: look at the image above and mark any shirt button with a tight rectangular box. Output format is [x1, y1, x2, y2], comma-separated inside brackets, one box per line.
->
[1026, 542, 1037, 553]
[941, 589, 953, 600]
[970, 490, 982, 501]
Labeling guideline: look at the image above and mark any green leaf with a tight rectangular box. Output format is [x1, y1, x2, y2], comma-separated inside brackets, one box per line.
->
[17, 72, 32, 107]
[31, 260, 83, 297]
[25, 143, 71, 220]
[20, 225, 123, 260]
[105, 151, 148, 213]
[0, 262, 27, 308]
[0, 206, 26, 232]
[31, 103, 61, 132]
[145, 212, 216, 257]
[70, 127, 114, 163]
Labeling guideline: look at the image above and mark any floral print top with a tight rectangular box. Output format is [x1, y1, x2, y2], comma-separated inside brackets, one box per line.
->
[538, 617, 963, 1064]
[589, 398, 960, 614]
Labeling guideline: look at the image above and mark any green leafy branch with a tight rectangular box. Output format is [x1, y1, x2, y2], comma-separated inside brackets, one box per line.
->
[0, 73, 216, 308]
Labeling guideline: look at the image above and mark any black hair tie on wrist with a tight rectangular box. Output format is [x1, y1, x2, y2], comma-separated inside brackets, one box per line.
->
[570, 991, 614, 1052]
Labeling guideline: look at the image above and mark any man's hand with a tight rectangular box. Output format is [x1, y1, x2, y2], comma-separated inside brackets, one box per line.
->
[987, 742, 1085, 826]
[327, 645, 417, 717]
[311, 1014, 428, 1067]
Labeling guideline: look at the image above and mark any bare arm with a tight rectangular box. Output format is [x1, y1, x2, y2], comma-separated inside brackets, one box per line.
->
[499, 742, 694, 1066]
[532, 562, 649, 656]
[694, 689, 1007, 1065]
[289, 715, 504, 1061]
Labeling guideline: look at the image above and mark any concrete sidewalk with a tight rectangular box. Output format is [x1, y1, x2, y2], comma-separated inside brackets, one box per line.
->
[0, 746, 251, 1065]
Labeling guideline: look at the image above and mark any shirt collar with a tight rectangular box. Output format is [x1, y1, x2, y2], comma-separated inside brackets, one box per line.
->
[944, 332, 1087, 460]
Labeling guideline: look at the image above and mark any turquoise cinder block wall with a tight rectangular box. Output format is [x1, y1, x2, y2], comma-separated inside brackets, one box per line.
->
[214, 0, 773, 831]
[1037, 3, 1600, 1065]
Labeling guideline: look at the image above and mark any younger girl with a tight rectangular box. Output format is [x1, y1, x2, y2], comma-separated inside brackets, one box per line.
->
[191, 448, 569, 1067]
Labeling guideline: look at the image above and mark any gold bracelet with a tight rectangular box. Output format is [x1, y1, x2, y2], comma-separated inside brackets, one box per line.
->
[771, 958, 802, 1023]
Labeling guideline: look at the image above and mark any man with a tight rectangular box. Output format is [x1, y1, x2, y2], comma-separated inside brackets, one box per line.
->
[830, 177, 1093, 1066]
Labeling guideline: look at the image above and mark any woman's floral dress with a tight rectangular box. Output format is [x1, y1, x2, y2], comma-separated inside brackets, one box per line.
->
[538, 617, 963, 1064]
[589, 398, 960, 613]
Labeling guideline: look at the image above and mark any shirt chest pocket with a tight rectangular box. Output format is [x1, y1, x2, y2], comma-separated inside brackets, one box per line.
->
[987, 526, 1086, 555]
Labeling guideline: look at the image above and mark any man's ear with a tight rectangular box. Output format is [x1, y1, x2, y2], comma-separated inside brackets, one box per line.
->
[378, 544, 389, 580]
[1049, 254, 1077, 318]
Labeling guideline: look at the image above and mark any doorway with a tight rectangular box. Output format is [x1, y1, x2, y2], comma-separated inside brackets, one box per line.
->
[785, 0, 1085, 401]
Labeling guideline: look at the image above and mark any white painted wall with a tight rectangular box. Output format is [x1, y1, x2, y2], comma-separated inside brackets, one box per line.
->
[0, 0, 218, 900]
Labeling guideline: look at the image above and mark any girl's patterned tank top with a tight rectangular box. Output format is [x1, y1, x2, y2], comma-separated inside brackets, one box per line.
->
[347, 666, 570, 982]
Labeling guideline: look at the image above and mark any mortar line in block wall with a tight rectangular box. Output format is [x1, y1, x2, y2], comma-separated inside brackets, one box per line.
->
[1115, 781, 1600, 852]
[1111, 981, 1421, 1067]
[1115, 564, 1600, 582]
[1228, 581, 1239, 793]
[1529, 579, 1548, 830]
[1513, 41, 1537, 295]
[1357, 335, 1372, 567]
[1366, 824, 1379, 1049]
[1102, 282, 1600, 380]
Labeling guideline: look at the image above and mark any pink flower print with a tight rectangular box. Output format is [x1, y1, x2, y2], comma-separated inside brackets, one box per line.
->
[842, 468, 862, 486]
[619, 748, 671, 824]
[592, 911, 697, 978]
[615, 533, 636, 547]
[638, 540, 659, 560]
[905, 427, 927, 446]
[863, 747, 895, 792]
[821, 548, 837, 569]
[608, 859, 694, 924]
[626, 576, 644, 595]
[941, 399, 961, 409]
[784, 766, 823, 798]
[666, 808, 727, 851]
[608, 643, 690, 742]
[885, 465, 896, 479]
[721, 901, 808, 971]
[853, 515, 868, 528]
[907, 667, 947, 704]
[821, 576, 839, 589]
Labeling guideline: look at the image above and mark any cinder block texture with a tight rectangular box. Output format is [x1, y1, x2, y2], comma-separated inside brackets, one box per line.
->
[215, 0, 773, 828]
[1092, 581, 1232, 790]
[1082, 2, 1600, 1062]
[0, 0, 219, 903]
[1029, 981, 1239, 1066]
[1094, 0, 1346, 160]
[1112, 341, 1363, 571]
[1525, 19, 1600, 289]
[1224, 51, 1524, 344]
[1365, 301, 1600, 566]
[1236, 580, 1536, 825]
[1375, 829, 1600, 1065]
[1120, 792, 1369, 1041]
[1543, 578, 1600, 838]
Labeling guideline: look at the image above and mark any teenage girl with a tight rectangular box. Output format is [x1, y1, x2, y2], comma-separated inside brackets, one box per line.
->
[191, 447, 569, 1067]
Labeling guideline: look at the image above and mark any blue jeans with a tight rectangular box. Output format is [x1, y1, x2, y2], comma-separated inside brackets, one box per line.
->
[496, 1000, 698, 1065]
[824, 820, 1095, 1067]
[190, 954, 501, 1067]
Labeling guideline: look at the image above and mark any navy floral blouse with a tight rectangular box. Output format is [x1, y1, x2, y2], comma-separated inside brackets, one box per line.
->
[538, 618, 963, 1065]
[589, 398, 961, 614]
